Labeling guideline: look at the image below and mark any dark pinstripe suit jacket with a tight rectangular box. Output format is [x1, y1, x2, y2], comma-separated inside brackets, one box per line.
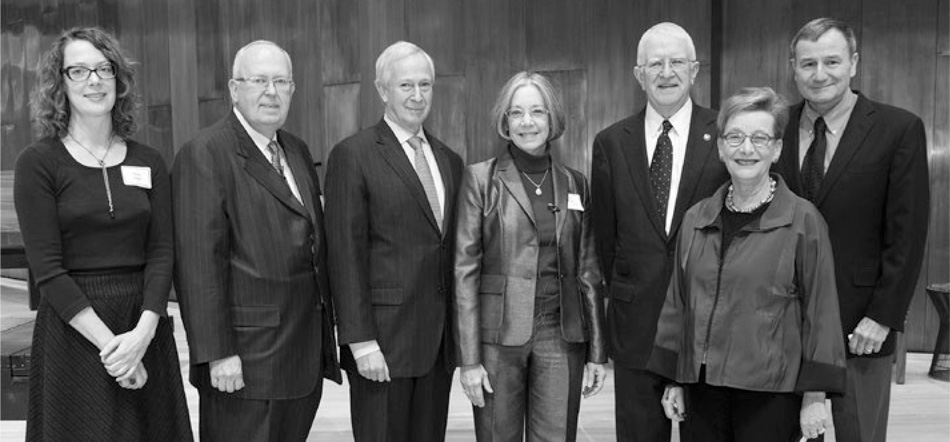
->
[324, 120, 462, 378]
[172, 112, 339, 400]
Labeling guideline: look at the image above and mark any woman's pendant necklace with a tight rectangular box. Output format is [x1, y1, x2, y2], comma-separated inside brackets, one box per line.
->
[68, 132, 117, 219]
[521, 169, 549, 196]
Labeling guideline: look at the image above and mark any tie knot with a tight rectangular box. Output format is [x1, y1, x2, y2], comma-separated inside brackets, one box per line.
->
[813, 117, 826, 134]
[407, 136, 424, 151]
[661, 120, 673, 135]
[267, 140, 280, 155]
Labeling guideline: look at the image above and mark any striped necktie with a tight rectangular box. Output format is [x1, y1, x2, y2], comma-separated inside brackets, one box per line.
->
[407, 136, 442, 231]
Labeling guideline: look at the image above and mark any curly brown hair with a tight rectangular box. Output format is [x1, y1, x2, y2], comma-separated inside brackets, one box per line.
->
[30, 26, 139, 139]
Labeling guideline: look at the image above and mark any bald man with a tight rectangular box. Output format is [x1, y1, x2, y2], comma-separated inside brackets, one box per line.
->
[173, 40, 340, 442]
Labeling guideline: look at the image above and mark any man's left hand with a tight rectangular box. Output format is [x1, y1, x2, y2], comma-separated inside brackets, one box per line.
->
[849, 317, 890, 355]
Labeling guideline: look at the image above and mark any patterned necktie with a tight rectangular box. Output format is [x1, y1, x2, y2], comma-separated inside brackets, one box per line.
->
[267, 140, 284, 178]
[408, 136, 442, 231]
[801, 117, 827, 202]
[649, 120, 674, 227]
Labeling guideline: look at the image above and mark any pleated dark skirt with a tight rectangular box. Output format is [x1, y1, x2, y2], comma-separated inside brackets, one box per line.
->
[26, 270, 194, 441]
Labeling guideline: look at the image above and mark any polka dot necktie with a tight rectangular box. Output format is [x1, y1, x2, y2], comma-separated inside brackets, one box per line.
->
[649, 120, 673, 226]
[801, 116, 827, 202]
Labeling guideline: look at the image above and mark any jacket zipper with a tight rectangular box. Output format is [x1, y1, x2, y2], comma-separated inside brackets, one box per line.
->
[701, 253, 725, 365]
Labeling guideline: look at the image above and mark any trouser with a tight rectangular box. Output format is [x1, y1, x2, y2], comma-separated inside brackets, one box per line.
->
[614, 365, 672, 442]
[679, 367, 801, 442]
[474, 314, 586, 442]
[198, 381, 323, 442]
[831, 356, 893, 442]
[347, 347, 452, 442]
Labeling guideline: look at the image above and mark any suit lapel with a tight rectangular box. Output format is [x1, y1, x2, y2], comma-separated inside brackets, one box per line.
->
[281, 134, 317, 223]
[781, 103, 806, 195]
[552, 162, 570, 242]
[816, 95, 874, 205]
[621, 110, 667, 238]
[230, 116, 309, 220]
[496, 152, 537, 228]
[428, 130, 454, 238]
[375, 121, 442, 234]
[670, 104, 718, 239]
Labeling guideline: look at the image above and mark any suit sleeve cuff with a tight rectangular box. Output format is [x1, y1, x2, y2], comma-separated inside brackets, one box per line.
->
[796, 360, 846, 396]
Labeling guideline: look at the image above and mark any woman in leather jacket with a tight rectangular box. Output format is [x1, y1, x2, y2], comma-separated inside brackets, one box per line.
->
[454, 71, 607, 441]
[648, 87, 846, 441]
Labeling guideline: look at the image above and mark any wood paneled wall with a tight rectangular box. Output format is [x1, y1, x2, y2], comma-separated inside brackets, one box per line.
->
[1, 0, 947, 351]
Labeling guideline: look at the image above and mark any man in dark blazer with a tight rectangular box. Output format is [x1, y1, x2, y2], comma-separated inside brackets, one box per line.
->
[324, 41, 462, 442]
[591, 22, 728, 442]
[172, 41, 340, 442]
[776, 18, 929, 442]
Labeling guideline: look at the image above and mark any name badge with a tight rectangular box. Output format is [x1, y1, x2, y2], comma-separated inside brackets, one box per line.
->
[567, 193, 584, 211]
[121, 166, 152, 189]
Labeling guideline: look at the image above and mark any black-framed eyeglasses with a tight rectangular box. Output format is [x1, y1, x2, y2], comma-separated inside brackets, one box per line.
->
[637, 58, 696, 75]
[62, 64, 116, 82]
[506, 108, 549, 121]
[233, 77, 295, 92]
[721, 132, 776, 148]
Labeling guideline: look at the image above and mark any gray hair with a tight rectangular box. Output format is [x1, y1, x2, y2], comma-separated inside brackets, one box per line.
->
[789, 17, 858, 60]
[231, 40, 293, 79]
[374, 41, 435, 85]
[637, 22, 697, 65]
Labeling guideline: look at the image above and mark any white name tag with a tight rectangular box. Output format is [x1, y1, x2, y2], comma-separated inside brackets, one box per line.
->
[121, 166, 152, 189]
[567, 193, 584, 211]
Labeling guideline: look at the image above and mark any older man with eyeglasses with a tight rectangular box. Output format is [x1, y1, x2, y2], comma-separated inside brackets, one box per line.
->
[173, 40, 341, 442]
[590, 22, 728, 442]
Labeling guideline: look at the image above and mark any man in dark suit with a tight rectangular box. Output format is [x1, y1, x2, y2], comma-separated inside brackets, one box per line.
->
[324, 41, 462, 442]
[172, 40, 340, 442]
[590, 22, 728, 442]
[775, 18, 929, 442]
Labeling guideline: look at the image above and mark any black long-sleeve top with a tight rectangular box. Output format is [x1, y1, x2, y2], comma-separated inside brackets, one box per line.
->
[14, 137, 173, 321]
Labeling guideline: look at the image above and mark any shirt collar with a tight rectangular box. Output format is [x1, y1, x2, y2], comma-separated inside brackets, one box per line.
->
[233, 107, 277, 148]
[801, 89, 858, 135]
[384, 115, 428, 146]
[645, 98, 692, 136]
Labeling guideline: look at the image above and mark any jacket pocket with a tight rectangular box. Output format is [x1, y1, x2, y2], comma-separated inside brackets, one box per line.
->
[610, 278, 635, 303]
[231, 305, 280, 327]
[479, 275, 506, 330]
[371, 288, 403, 305]
[852, 266, 878, 287]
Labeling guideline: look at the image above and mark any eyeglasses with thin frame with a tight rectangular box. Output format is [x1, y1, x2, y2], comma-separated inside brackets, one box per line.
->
[506, 108, 549, 122]
[62, 64, 116, 82]
[721, 132, 776, 149]
[637, 58, 696, 75]
[233, 77, 295, 92]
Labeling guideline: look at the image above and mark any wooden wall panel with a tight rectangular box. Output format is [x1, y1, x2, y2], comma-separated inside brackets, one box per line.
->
[545, 69, 588, 175]
[525, 0, 587, 72]
[720, 0, 795, 100]
[358, 0, 403, 129]
[281, 0, 324, 160]
[426, 75, 466, 158]
[321, 0, 360, 85]
[586, 0, 637, 139]
[406, 0, 464, 76]
[932, 0, 950, 288]
[322, 82, 361, 174]
[167, 0, 199, 162]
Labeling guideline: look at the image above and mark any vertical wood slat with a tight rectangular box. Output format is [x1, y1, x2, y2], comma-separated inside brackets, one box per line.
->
[321, 0, 360, 85]
[524, 0, 586, 72]
[425, 75, 466, 157]
[167, 0, 199, 159]
[359, 0, 404, 129]
[322, 82, 361, 181]
[545, 69, 588, 175]
[406, 0, 463, 77]
[284, 0, 324, 162]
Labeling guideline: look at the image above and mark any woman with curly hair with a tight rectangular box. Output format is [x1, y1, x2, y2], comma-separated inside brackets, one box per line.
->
[14, 26, 193, 441]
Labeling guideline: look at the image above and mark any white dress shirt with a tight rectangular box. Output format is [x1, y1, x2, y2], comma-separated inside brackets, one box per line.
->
[644, 99, 693, 234]
[233, 108, 302, 204]
[384, 115, 446, 218]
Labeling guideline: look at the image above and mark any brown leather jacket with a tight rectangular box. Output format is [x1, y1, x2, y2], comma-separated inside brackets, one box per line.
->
[649, 175, 846, 394]
[454, 151, 607, 367]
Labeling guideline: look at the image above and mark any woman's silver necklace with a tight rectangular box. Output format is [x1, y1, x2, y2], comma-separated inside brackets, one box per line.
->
[68, 132, 117, 219]
[726, 177, 776, 213]
[521, 169, 549, 196]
